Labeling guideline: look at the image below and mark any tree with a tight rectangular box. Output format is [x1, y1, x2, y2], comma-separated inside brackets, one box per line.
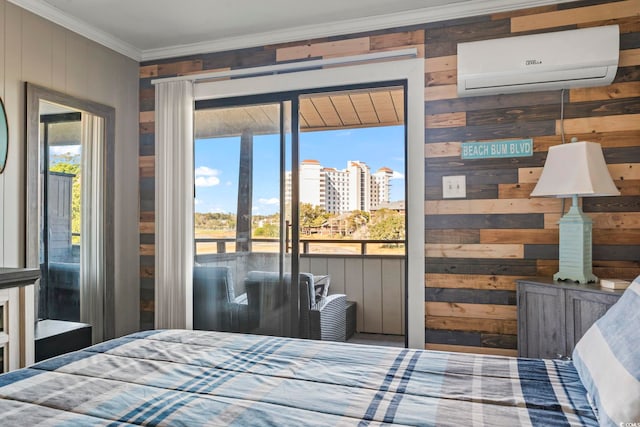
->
[253, 213, 280, 238]
[299, 203, 329, 234]
[254, 222, 279, 237]
[194, 212, 236, 231]
[346, 210, 370, 234]
[368, 209, 405, 243]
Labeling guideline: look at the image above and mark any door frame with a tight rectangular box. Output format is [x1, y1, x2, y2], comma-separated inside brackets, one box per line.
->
[194, 57, 425, 348]
[25, 83, 116, 350]
[195, 97, 298, 336]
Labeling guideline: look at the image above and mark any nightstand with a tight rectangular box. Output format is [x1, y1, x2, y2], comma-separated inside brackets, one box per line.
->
[517, 278, 623, 359]
[35, 320, 92, 362]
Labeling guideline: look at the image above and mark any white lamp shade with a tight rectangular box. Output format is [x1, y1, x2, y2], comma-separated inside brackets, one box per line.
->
[531, 141, 620, 198]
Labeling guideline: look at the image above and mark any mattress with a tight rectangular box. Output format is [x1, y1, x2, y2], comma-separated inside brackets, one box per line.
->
[0, 329, 597, 426]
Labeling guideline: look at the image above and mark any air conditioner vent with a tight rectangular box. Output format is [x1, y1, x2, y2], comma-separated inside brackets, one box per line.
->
[457, 25, 619, 97]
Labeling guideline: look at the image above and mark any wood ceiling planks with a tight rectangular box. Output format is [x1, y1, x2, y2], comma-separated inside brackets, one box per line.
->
[195, 88, 405, 137]
[308, 96, 342, 127]
[370, 90, 400, 123]
[300, 88, 404, 132]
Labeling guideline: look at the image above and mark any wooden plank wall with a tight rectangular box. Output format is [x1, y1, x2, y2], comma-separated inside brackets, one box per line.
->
[138, 0, 640, 354]
[423, 0, 640, 356]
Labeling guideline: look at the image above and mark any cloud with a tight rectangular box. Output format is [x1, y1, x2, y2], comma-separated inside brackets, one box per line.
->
[259, 197, 279, 205]
[391, 171, 404, 180]
[195, 166, 221, 187]
[194, 198, 201, 205]
[195, 176, 220, 187]
[195, 166, 219, 176]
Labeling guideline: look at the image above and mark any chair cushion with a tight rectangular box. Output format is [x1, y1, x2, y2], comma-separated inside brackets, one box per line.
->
[192, 265, 235, 331]
[313, 275, 330, 304]
[298, 273, 316, 310]
[246, 271, 315, 310]
[193, 266, 234, 301]
[572, 276, 640, 426]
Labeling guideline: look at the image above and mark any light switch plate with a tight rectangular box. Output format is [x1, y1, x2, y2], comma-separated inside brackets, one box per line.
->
[443, 175, 466, 198]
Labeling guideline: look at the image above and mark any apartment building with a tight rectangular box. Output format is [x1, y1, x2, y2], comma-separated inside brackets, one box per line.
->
[290, 159, 394, 214]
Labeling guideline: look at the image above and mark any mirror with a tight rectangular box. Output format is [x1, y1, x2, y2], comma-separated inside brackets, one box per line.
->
[26, 83, 115, 343]
[0, 97, 8, 173]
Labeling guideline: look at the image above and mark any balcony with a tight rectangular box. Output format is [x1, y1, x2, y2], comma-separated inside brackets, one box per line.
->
[195, 238, 405, 336]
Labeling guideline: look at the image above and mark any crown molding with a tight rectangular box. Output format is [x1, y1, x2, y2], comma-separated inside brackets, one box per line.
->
[7, 0, 142, 60]
[141, 0, 576, 61]
[9, 0, 575, 63]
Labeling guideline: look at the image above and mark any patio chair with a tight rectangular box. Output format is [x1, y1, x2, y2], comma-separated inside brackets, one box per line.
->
[193, 265, 249, 332]
[244, 271, 346, 341]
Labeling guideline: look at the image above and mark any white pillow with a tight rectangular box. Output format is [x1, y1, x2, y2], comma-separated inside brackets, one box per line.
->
[572, 277, 640, 426]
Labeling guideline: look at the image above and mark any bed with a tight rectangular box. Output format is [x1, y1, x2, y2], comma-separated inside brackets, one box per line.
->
[0, 330, 596, 426]
[0, 279, 637, 426]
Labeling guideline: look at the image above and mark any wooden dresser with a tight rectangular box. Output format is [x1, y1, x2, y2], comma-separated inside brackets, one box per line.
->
[0, 267, 40, 371]
[517, 278, 624, 359]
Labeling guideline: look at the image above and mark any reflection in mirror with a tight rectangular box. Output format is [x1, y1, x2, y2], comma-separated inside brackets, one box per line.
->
[38, 102, 82, 322]
[26, 83, 115, 344]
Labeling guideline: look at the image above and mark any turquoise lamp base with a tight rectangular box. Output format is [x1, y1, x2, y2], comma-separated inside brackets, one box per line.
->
[554, 271, 597, 284]
[554, 196, 597, 284]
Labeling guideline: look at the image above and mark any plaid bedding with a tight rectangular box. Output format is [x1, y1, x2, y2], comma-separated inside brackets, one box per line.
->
[0, 330, 597, 426]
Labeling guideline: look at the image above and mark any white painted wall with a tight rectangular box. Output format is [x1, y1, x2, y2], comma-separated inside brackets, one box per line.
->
[0, 1, 140, 337]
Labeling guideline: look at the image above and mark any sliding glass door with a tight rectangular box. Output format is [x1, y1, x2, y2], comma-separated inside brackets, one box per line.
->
[193, 82, 408, 343]
[193, 99, 299, 337]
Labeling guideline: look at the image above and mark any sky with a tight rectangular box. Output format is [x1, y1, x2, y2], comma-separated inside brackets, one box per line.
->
[49, 145, 81, 163]
[194, 125, 405, 215]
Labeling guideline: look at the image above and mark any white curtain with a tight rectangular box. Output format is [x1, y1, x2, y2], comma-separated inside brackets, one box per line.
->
[154, 80, 194, 329]
[80, 113, 105, 343]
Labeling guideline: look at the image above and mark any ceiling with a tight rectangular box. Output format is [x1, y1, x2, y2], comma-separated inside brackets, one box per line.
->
[195, 86, 405, 138]
[9, 0, 572, 61]
[299, 87, 404, 131]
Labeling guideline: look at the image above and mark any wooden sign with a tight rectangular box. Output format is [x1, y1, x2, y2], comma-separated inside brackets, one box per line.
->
[461, 139, 533, 160]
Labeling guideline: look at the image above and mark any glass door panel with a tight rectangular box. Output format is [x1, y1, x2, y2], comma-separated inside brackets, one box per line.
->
[194, 101, 297, 337]
[193, 83, 408, 345]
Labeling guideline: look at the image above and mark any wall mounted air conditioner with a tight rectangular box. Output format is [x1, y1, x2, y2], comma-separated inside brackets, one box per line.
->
[457, 25, 619, 97]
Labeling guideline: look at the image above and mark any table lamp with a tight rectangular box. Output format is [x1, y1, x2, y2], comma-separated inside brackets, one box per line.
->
[531, 140, 619, 283]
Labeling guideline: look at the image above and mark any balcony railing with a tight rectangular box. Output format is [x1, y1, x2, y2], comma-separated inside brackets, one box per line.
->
[195, 238, 405, 256]
[194, 238, 406, 336]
